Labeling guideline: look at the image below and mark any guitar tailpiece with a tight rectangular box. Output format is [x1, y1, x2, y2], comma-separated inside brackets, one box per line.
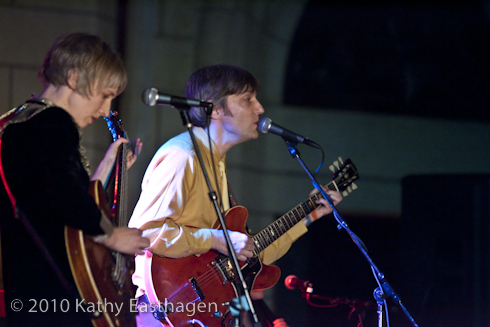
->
[187, 318, 206, 326]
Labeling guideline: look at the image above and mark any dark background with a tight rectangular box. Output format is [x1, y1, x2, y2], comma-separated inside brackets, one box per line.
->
[273, 174, 490, 327]
[285, 0, 490, 122]
[271, 2, 490, 325]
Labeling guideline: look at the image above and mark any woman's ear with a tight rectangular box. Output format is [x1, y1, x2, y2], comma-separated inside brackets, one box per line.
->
[67, 68, 79, 90]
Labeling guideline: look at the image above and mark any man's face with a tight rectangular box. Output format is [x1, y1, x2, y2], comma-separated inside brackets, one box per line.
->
[220, 91, 265, 144]
[67, 86, 118, 128]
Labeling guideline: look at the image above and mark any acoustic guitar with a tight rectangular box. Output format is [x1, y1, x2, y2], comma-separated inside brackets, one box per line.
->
[65, 111, 136, 327]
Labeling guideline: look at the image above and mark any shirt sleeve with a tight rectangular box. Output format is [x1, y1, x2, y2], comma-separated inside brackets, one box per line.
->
[128, 144, 213, 258]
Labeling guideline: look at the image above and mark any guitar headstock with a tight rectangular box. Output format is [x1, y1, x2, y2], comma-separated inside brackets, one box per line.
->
[329, 157, 359, 196]
[104, 111, 126, 141]
[104, 111, 138, 153]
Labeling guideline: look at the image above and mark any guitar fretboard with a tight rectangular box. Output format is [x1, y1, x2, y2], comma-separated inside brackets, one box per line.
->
[105, 111, 133, 287]
[252, 181, 337, 256]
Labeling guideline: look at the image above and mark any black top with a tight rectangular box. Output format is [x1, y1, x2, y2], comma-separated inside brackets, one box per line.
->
[0, 107, 104, 326]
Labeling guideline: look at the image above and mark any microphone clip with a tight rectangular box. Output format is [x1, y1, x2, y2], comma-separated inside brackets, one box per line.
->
[304, 282, 314, 294]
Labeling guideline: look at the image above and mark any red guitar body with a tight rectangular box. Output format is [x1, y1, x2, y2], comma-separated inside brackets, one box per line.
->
[150, 206, 280, 327]
[147, 158, 359, 327]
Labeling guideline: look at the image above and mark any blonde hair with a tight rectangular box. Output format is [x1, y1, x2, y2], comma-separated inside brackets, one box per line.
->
[37, 32, 127, 97]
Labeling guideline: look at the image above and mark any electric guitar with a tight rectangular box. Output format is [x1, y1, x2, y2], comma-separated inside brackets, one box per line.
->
[65, 111, 136, 327]
[146, 158, 359, 327]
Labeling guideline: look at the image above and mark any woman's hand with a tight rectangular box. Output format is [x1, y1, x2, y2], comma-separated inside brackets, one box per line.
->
[100, 227, 150, 255]
[126, 138, 142, 169]
[91, 137, 142, 183]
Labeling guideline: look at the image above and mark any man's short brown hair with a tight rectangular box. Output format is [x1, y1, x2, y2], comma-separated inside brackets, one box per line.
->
[186, 64, 259, 127]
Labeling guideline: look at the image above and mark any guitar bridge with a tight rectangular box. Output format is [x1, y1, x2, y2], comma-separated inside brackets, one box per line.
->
[212, 254, 260, 287]
[213, 255, 235, 285]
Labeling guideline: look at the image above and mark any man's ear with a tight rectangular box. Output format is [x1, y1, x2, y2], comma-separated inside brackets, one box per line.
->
[67, 68, 79, 90]
[207, 100, 221, 119]
[210, 106, 223, 120]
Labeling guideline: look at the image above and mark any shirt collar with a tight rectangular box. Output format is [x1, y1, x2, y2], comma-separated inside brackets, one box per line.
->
[192, 126, 226, 164]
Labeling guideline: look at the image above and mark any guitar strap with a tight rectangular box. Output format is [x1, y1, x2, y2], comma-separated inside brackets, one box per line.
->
[0, 99, 75, 295]
[228, 182, 238, 208]
[227, 182, 254, 235]
[0, 99, 53, 217]
[211, 182, 245, 231]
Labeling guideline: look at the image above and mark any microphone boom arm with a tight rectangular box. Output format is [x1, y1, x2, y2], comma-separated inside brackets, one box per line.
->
[284, 140, 418, 327]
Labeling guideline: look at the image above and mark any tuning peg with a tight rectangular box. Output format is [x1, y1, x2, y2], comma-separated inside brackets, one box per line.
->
[347, 186, 352, 193]
[338, 157, 343, 164]
[329, 165, 335, 172]
[333, 161, 340, 170]
[342, 190, 349, 197]
[351, 183, 357, 190]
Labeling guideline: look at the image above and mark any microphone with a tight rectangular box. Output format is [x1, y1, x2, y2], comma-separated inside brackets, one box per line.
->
[258, 117, 320, 148]
[284, 275, 313, 293]
[142, 88, 213, 112]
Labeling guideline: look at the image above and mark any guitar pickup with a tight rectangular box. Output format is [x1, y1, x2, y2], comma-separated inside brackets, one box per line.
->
[189, 277, 205, 302]
[166, 277, 205, 313]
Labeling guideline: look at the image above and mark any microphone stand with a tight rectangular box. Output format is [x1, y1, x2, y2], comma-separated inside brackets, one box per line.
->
[284, 140, 418, 327]
[175, 105, 259, 327]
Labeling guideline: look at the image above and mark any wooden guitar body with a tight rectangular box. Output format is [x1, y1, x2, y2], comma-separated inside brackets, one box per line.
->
[65, 112, 138, 327]
[65, 180, 136, 327]
[65, 226, 136, 327]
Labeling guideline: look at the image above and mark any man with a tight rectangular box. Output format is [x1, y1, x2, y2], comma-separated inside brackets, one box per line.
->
[0, 32, 149, 326]
[129, 65, 341, 326]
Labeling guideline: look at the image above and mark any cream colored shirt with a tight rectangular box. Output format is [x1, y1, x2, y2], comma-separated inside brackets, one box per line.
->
[129, 127, 307, 296]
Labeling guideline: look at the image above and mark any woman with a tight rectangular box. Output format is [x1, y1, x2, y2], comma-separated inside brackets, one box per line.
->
[0, 32, 149, 326]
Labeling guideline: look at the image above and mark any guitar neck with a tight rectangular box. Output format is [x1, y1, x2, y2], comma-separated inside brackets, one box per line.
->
[105, 111, 132, 228]
[252, 180, 337, 255]
[113, 143, 129, 227]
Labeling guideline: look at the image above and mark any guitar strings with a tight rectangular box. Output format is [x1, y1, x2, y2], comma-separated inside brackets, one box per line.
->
[171, 198, 321, 292]
[165, 180, 339, 296]
[112, 138, 130, 287]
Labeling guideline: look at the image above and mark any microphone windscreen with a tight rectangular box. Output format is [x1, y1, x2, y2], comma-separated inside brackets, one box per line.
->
[284, 275, 299, 290]
[142, 88, 158, 106]
[258, 117, 271, 134]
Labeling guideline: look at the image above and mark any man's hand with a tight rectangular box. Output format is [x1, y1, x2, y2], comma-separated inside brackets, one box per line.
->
[210, 230, 254, 261]
[304, 188, 343, 226]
